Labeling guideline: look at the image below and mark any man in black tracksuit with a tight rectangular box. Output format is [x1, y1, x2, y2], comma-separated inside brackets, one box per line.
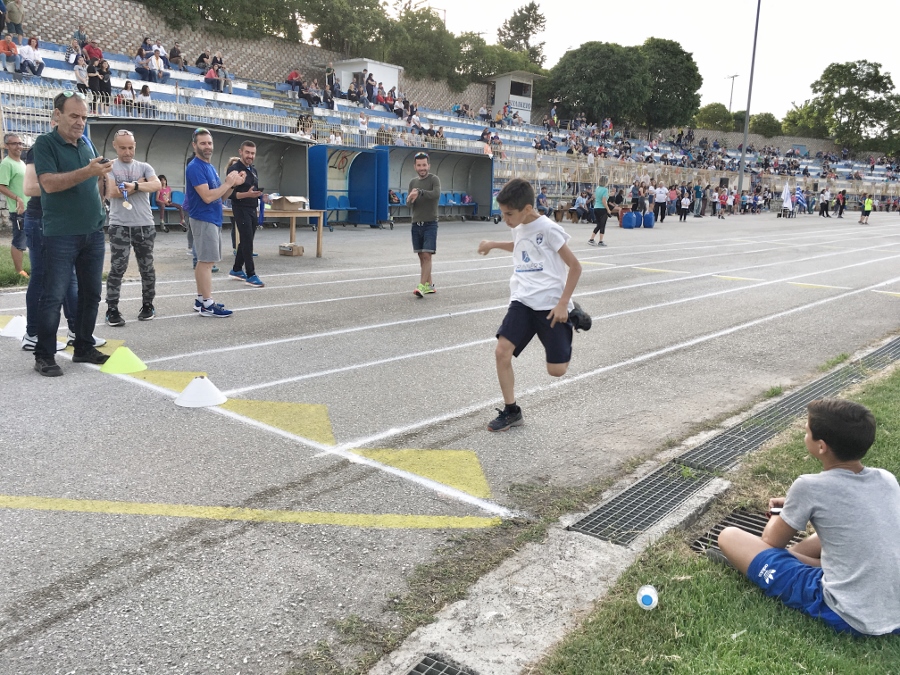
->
[227, 140, 265, 287]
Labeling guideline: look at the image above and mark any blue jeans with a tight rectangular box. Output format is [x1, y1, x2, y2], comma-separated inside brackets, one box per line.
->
[23, 215, 78, 338]
[0, 52, 20, 72]
[35, 230, 105, 358]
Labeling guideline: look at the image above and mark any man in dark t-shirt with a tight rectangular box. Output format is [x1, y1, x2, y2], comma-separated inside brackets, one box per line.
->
[227, 140, 265, 287]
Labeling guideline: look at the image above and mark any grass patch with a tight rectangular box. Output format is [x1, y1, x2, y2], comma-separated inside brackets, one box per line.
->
[763, 384, 783, 398]
[533, 368, 900, 675]
[0, 245, 30, 288]
[820, 352, 851, 372]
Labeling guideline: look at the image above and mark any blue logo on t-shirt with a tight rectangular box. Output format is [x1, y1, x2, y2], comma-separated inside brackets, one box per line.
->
[522, 251, 531, 263]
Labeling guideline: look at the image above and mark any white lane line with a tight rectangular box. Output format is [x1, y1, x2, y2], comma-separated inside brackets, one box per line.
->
[49, 351, 516, 518]
[325, 273, 900, 453]
[215, 252, 900, 396]
[144, 242, 900, 364]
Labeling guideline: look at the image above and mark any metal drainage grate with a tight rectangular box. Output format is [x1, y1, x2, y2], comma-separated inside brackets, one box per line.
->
[568, 463, 714, 546]
[681, 336, 900, 472]
[407, 654, 480, 675]
[690, 508, 805, 554]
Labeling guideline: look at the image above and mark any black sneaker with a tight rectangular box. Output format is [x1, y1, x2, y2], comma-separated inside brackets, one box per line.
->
[72, 347, 110, 365]
[106, 307, 125, 327]
[569, 301, 592, 332]
[487, 407, 524, 432]
[138, 303, 156, 321]
[34, 356, 63, 377]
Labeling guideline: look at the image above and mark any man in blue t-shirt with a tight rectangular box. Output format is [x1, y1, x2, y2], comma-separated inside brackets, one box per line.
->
[185, 127, 245, 317]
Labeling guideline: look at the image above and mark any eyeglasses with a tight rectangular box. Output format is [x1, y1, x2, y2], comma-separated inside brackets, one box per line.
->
[414, 152, 429, 160]
[60, 90, 87, 100]
[192, 127, 210, 140]
[6, 141, 23, 146]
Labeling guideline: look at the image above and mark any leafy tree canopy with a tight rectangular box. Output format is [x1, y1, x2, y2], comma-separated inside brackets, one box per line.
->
[692, 103, 733, 132]
[497, 2, 547, 67]
[731, 109, 746, 133]
[749, 112, 782, 138]
[781, 100, 829, 139]
[635, 38, 702, 134]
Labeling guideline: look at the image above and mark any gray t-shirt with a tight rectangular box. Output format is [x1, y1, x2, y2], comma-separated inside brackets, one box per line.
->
[109, 159, 155, 227]
[781, 467, 900, 634]
[408, 173, 440, 223]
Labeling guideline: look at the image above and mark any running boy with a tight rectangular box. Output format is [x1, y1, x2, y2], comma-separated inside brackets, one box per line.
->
[718, 398, 900, 636]
[477, 178, 591, 432]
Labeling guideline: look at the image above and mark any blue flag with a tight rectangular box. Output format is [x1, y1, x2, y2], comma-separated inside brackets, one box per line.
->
[795, 187, 807, 210]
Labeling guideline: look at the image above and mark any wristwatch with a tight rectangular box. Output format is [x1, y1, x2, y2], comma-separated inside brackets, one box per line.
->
[133, 181, 140, 192]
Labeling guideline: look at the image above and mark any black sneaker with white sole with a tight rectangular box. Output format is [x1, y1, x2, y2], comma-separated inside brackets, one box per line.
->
[487, 407, 524, 432]
[569, 301, 592, 332]
[106, 307, 125, 327]
[138, 303, 156, 321]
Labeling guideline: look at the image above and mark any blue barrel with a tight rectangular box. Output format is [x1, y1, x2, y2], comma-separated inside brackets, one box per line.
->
[643, 212, 655, 228]
[622, 211, 636, 229]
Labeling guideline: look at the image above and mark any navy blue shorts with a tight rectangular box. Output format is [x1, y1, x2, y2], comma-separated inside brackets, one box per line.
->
[748, 548, 875, 635]
[411, 220, 438, 253]
[497, 300, 573, 364]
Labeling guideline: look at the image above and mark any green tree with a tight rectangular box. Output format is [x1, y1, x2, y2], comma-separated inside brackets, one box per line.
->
[457, 32, 537, 82]
[141, 0, 307, 38]
[497, 2, 547, 67]
[731, 109, 746, 132]
[692, 103, 733, 132]
[544, 42, 649, 124]
[781, 100, 829, 138]
[810, 60, 896, 148]
[383, 1, 460, 83]
[749, 112, 782, 138]
[635, 38, 702, 137]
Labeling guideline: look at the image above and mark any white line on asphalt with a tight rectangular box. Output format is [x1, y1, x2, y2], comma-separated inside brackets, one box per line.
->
[325, 272, 900, 453]
[216, 252, 900, 396]
[144, 242, 900, 364]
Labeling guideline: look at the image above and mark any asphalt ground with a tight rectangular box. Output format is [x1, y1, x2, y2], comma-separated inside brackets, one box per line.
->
[1, 210, 899, 674]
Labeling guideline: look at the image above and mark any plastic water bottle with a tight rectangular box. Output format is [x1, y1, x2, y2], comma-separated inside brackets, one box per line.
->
[637, 585, 658, 610]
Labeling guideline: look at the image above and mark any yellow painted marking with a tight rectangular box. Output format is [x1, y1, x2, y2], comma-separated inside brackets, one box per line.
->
[130, 370, 208, 393]
[581, 261, 617, 267]
[221, 399, 336, 446]
[63, 338, 125, 356]
[872, 290, 900, 298]
[787, 283, 851, 290]
[0, 315, 12, 329]
[352, 449, 491, 499]
[713, 275, 765, 282]
[0, 494, 500, 529]
[634, 267, 689, 274]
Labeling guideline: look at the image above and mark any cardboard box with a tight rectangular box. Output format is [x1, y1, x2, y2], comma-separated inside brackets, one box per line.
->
[279, 243, 304, 256]
[269, 196, 309, 211]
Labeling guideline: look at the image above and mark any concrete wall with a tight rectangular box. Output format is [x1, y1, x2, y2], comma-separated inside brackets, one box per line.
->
[401, 78, 490, 114]
[29, 0, 342, 83]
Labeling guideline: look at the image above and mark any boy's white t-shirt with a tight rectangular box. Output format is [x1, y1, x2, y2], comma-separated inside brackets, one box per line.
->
[680, 196, 690, 209]
[509, 215, 574, 312]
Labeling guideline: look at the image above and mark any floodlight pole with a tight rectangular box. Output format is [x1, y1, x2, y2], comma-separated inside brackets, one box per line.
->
[725, 74, 739, 113]
[737, 0, 761, 197]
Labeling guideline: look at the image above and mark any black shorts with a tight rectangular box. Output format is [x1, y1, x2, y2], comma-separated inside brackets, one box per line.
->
[497, 300, 573, 364]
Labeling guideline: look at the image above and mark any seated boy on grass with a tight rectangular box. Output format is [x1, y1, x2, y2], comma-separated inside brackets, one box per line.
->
[718, 398, 900, 636]
[477, 178, 591, 432]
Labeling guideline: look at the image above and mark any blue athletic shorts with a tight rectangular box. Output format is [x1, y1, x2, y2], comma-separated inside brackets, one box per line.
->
[497, 300, 573, 364]
[411, 220, 437, 253]
[748, 548, 863, 635]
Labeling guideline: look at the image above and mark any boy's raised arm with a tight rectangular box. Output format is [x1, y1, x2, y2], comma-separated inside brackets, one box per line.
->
[478, 239, 514, 255]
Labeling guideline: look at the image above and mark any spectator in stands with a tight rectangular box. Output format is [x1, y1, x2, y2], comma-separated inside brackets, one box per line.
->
[322, 85, 334, 110]
[64, 39, 82, 66]
[195, 48, 211, 69]
[536, 186, 550, 216]
[6, 0, 23, 44]
[347, 81, 359, 105]
[325, 61, 335, 89]
[97, 60, 112, 115]
[358, 111, 368, 147]
[140, 36, 152, 53]
[119, 79, 135, 115]
[150, 39, 169, 67]
[478, 105, 489, 122]
[136, 84, 153, 117]
[149, 49, 169, 84]
[134, 48, 154, 82]
[211, 51, 231, 86]
[86, 57, 100, 111]
[479, 128, 491, 144]
[0, 33, 19, 73]
[17, 36, 42, 76]
[73, 24, 88, 49]
[84, 39, 102, 63]
[285, 68, 301, 96]
[395, 132, 407, 147]
[168, 42, 186, 71]
[205, 63, 223, 92]
[365, 69, 376, 101]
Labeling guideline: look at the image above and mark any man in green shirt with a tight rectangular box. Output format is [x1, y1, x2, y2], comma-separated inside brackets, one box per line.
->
[406, 151, 440, 298]
[31, 91, 112, 376]
[0, 133, 27, 277]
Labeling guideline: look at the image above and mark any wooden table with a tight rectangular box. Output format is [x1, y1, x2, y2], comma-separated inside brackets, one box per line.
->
[224, 208, 327, 258]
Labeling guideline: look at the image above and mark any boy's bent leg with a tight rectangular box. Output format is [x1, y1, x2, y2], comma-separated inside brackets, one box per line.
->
[718, 526, 774, 575]
[547, 362, 569, 377]
[495, 336, 517, 404]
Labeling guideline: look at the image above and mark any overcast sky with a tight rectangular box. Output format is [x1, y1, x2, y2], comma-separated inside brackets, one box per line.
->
[425, 0, 900, 120]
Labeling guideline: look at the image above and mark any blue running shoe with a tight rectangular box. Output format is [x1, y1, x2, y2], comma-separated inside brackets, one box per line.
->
[199, 302, 233, 317]
[229, 270, 248, 281]
[194, 299, 226, 312]
[245, 274, 265, 288]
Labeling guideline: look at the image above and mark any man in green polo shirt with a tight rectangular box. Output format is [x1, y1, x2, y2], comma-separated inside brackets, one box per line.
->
[0, 133, 27, 278]
[31, 91, 112, 376]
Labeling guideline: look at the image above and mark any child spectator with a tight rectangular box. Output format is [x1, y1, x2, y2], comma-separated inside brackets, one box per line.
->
[718, 399, 900, 636]
[679, 192, 690, 221]
[476, 178, 591, 432]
